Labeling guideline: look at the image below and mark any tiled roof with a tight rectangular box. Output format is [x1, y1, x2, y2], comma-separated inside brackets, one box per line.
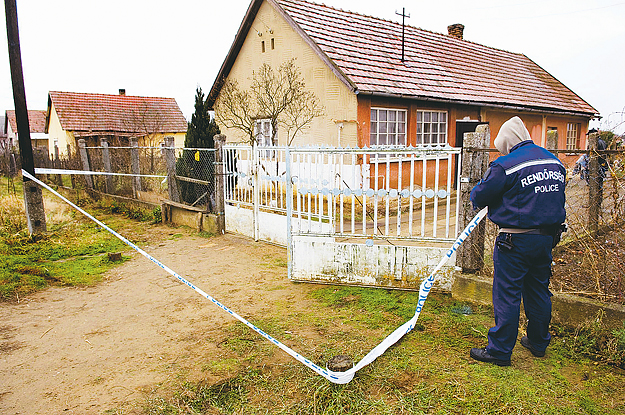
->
[6, 110, 47, 133]
[48, 91, 188, 136]
[270, 0, 596, 116]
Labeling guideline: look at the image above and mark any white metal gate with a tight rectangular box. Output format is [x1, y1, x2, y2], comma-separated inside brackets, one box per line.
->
[284, 146, 463, 290]
[222, 144, 463, 290]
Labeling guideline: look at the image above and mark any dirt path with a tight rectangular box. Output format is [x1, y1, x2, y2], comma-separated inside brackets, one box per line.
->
[0, 232, 313, 414]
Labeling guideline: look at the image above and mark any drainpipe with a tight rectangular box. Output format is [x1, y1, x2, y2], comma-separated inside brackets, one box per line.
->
[337, 122, 344, 148]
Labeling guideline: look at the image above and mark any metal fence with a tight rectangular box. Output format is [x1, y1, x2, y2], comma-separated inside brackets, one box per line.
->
[223, 144, 462, 243]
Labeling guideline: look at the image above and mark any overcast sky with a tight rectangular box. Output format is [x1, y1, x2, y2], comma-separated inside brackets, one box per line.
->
[2, 0, 624, 133]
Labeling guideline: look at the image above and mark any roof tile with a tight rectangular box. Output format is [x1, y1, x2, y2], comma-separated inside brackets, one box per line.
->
[277, 0, 597, 115]
[6, 110, 47, 133]
[48, 91, 188, 135]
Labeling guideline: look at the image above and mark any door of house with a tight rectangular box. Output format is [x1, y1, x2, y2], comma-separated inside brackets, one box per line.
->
[454, 120, 487, 186]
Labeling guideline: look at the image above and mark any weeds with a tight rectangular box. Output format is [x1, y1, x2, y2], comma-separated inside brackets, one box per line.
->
[98, 200, 162, 223]
[553, 311, 625, 369]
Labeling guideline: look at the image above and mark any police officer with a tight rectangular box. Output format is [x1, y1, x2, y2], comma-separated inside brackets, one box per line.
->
[469, 116, 566, 366]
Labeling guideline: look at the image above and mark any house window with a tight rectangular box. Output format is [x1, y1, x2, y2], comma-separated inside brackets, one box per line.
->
[261, 41, 266, 53]
[417, 110, 447, 146]
[370, 108, 407, 146]
[566, 123, 580, 150]
[255, 119, 273, 146]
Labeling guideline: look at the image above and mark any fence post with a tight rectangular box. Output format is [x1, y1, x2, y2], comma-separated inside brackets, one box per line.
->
[214, 134, 226, 235]
[456, 124, 490, 273]
[78, 139, 93, 189]
[587, 132, 602, 234]
[130, 137, 141, 197]
[67, 144, 76, 188]
[164, 136, 180, 203]
[100, 138, 113, 194]
[53, 141, 62, 186]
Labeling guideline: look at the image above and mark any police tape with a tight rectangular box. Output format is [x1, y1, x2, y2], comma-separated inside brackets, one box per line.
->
[34, 167, 167, 179]
[22, 169, 488, 384]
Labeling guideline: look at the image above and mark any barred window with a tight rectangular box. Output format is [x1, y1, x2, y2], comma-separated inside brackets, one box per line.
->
[416, 110, 448, 146]
[370, 108, 407, 146]
[566, 123, 580, 150]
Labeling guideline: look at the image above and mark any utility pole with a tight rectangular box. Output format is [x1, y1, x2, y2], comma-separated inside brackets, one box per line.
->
[5, 0, 46, 234]
[395, 7, 410, 62]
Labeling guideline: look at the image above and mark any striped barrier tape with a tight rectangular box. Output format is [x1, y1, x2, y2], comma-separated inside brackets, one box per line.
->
[22, 169, 487, 384]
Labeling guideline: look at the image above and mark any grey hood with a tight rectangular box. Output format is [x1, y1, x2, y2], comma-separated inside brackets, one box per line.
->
[494, 116, 532, 155]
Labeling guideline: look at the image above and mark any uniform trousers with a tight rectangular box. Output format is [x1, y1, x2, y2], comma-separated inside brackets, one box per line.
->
[486, 233, 553, 360]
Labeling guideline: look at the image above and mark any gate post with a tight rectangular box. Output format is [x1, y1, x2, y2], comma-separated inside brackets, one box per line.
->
[546, 129, 558, 151]
[285, 146, 293, 280]
[213, 134, 226, 235]
[78, 139, 93, 189]
[252, 141, 260, 241]
[456, 124, 490, 273]
[101, 137, 114, 194]
[164, 136, 180, 203]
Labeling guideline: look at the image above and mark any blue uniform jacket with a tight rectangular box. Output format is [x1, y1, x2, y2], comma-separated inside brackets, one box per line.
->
[470, 140, 566, 229]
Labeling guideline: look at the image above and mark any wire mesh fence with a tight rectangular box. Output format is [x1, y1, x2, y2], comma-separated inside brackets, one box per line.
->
[5, 144, 217, 212]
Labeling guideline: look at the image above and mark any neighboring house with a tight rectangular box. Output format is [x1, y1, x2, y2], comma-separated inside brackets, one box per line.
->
[45, 90, 188, 156]
[207, 0, 598, 160]
[4, 110, 48, 151]
[0, 115, 6, 149]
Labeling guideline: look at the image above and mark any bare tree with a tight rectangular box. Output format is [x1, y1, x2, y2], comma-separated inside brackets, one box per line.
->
[123, 102, 166, 172]
[216, 58, 324, 146]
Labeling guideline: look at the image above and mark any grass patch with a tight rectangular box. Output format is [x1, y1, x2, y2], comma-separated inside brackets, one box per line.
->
[144, 289, 625, 415]
[0, 176, 139, 300]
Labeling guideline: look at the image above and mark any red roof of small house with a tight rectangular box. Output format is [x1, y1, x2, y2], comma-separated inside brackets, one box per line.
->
[47, 91, 188, 137]
[208, 0, 598, 117]
[6, 110, 47, 133]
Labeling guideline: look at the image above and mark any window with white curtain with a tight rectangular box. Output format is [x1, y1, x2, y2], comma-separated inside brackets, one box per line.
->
[370, 108, 407, 147]
[416, 110, 448, 146]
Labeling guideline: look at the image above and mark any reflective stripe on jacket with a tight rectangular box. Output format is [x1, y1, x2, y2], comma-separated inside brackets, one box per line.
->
[470, 140, 566, 229]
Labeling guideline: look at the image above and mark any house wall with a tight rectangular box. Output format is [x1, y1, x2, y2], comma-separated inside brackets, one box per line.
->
[5, 121, 17, 149]
[357, 96, 480, 184]
[217, 0, 358, 147]
[47, 105, 76, 156]
[481, 109, 590, 167]
[137, 133, 186, 148]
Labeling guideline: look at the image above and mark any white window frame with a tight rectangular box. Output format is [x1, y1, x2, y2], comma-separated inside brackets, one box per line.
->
[254, 119, 273, 147]
[370, 108, 407, 147]
[566, 123, 579, 150]
[416, 110, 448, 147]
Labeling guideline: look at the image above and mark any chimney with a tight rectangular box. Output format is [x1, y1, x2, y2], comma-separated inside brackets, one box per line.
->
[119, 88, 126, 96]
[447, 24, 464, 40]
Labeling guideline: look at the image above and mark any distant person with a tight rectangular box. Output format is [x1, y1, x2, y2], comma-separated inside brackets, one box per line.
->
[469, 116, 567, 366]
[573, 154, 589, 183]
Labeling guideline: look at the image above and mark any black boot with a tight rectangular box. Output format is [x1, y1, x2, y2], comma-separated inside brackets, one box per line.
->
[470, 348, 511, 366]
